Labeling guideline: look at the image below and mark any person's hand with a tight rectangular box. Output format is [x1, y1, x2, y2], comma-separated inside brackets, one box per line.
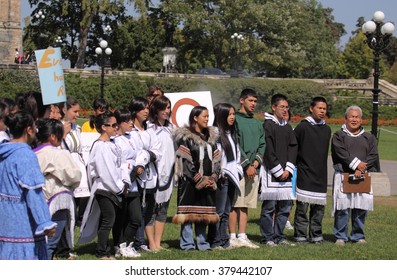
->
[45, 227, 56, 238]
[354, 169, 363, 178]
[245, 165, 256, 180]
[63, 121, 71, 138]
[136, 166, 144, 175]
[279, 170, 290, 181]
[357, 162, 367, 173]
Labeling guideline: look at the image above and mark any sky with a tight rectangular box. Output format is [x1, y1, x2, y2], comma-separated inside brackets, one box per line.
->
[318, 0, 396, 47]
[20, 0, 396, 48]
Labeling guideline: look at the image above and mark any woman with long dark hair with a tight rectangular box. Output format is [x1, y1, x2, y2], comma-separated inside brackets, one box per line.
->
[129, 97, 161, 252]
[173, 106, 221, 251]
[147, 95, 175, 250]
[208, 103, 243, 249]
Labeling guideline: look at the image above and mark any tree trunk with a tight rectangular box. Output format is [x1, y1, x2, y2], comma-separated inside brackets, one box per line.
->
[75, 4, 96, 69]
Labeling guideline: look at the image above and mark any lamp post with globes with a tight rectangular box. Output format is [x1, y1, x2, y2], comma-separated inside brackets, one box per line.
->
[231, 32, 244, 77]
[55, 36, 63, 47]
[361, 11, 395, 141]
[33, 10, 46, 49]
[95, 40, 112, 99]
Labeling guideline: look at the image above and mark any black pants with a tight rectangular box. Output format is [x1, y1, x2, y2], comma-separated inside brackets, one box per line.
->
[113, 195, 142, 246]
[95, 194, 120, 258]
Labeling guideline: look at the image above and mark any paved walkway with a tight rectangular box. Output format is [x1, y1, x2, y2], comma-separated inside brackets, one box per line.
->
[327, 156, 397, 196]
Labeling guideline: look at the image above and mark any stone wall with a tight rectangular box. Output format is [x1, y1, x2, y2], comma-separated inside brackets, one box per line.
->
[0, 0, 21, 64]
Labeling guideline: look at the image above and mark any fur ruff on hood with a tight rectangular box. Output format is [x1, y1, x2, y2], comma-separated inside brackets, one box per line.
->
[173, 126, 220, 180]
[173, 126, 219, 147]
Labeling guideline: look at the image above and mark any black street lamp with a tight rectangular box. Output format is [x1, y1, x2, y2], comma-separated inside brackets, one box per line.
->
[32, 10, 46, 50]
[55, 36, 63, 48]
[231, 32, 244, 77]
[361, 11, 395, 140]
[95, 40, 112, 99]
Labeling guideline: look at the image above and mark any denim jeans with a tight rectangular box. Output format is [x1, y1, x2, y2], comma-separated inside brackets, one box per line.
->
[134, 193, 155, 249]
[47, 209, 67, 259]
[334, 208, 367, 242]
[294, 201, 325, 242]
[260, 200, 292, 244]
[208, 178, 235, 248]
[180, 222, 210, 251]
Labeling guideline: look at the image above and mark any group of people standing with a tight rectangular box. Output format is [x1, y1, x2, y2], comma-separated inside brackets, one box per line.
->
[0, 86, 377, 260]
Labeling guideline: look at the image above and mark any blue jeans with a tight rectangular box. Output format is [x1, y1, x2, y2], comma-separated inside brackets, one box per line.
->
[334, 208, 367, 242]
[208, 178, 234, 248]
[134, 193, 155, 249]
[180, 222, 210, 251]
[260, 200, 292, 244]
[47, 209, 67, 260]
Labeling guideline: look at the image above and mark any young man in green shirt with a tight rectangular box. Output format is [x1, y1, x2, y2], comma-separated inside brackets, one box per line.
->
[229, 88, 266, 248]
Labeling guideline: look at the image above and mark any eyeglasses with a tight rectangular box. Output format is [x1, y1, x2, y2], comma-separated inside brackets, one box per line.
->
[103, 123, 119, 128]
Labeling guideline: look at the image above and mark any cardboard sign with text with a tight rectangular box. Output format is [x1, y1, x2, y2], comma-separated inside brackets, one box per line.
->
[35, 47, 66, 105]
[164, 91, 214, 127]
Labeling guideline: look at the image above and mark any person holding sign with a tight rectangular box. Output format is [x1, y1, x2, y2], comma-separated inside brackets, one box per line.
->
[173, 106, 221, 251]
[62, 97, 89, 225]
[331, 105, 377, 245]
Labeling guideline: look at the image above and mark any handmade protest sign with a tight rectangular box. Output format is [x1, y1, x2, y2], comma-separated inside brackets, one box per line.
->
[35, 47, 66, 105]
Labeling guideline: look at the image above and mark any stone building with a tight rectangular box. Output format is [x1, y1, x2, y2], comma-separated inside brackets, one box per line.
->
[0, 0, 21, 64]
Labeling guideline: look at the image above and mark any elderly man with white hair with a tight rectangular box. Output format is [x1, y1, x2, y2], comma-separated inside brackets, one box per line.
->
[331, 105, 378, 246]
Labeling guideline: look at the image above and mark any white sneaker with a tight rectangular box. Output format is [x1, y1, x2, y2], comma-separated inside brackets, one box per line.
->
[229, 237, 242, 248]
[119, 242, 141, 258]
[285, 220, 294, 230]
[139, 245, 151, 252]
[237, 236, 260, 249]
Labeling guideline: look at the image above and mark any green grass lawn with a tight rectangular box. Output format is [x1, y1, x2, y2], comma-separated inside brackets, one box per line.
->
[71, 192, 397, 260]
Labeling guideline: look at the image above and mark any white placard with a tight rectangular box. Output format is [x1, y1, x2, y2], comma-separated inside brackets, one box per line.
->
[165, 91, 214, 128]
[80, 132, 100, 164]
